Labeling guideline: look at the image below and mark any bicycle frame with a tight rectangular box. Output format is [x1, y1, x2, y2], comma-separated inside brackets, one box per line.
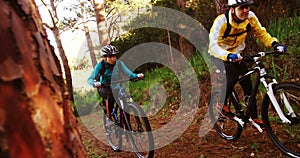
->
[103, 78, 145, 132]
[233, 52, 295, 128]
[116, 85, 133, 130]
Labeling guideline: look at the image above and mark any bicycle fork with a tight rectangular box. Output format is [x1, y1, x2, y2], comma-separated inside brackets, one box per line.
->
[262, 79, 293, 124]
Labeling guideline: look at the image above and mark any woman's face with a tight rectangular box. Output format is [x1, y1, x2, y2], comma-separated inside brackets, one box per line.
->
[106, 54, 117, 64]
[232, 5, 250, 21]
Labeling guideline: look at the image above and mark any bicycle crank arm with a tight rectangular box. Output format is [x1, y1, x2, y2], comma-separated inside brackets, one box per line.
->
[233, 116, 245, 127]
[249, 118, 263, 133]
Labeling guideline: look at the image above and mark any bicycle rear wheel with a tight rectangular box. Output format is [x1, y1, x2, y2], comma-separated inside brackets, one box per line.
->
[124, 103, 154, 158]
[262, 82, 300, 157]
[103, 109, 122, 152]
[209, 90, 243, 141]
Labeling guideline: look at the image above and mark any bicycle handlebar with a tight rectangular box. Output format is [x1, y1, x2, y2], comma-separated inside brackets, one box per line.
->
[100, 77, 144, 88]
[243, 50, 287, 62]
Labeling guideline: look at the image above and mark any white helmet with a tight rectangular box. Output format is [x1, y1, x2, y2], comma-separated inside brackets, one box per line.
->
[228, 0, 254, 7]
[100, 45, 119, 57]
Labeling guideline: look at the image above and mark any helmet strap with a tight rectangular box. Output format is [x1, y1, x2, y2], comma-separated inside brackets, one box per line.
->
[231, 8, 245, 23]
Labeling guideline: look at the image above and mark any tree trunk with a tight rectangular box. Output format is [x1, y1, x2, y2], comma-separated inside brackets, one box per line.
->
[81, 0, 97, 67]
[93, 0, 110, 47]
[167, 30, 174, 63]
[214, 0, 228, 15]
[0, 0, 86, 157]
[49, 0, 74, 101]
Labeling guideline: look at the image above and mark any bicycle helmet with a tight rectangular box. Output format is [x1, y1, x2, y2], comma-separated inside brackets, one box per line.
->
[100, 45, 119, 56]
[228, 0, 254, 7]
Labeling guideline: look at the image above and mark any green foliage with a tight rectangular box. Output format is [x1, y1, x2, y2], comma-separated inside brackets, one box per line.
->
[129, 65, 179, 108]
[112, 0, 299, 61]
[128, 52, 208, 109]
[73, 90, 99, 116]
[190, 50, 209, 81]
[71, 56, 92, 70]
[265, 16, 300, 81]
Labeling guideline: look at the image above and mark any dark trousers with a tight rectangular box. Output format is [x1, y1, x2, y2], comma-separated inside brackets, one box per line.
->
[98, 87, 116, 118]
[211, 56, 258, 119]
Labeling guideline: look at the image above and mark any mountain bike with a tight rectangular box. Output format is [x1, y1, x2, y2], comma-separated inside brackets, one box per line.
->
[98, 77, 154, 158]
[209, 51, 300, 157]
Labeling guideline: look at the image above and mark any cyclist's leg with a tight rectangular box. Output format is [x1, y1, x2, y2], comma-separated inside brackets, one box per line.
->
[210, 58, 239, 103]
[106, 88, 115, 120]
[99, 87, 114, 119]
[224, 62, 240, 108]
[224, 62, 241, 103]
[238, 62, 258, 119]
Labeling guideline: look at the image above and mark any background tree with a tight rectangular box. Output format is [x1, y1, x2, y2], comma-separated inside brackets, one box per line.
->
[214, 0, 228, 15]
[93, 0, 111, 47]
[39, 0, 74, 101]
[0, 0, 86, 157]
[81, 0, 97, 67]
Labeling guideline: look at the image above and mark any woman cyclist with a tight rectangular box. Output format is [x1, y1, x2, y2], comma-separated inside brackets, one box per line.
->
[208, 0, 287, 127]
[87, 45, 144, 126]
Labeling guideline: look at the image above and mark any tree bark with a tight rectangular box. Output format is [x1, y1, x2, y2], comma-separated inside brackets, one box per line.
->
[0, 0, 87, 157]
[93, 0, 111, 47]
[81, 0, 97, 67]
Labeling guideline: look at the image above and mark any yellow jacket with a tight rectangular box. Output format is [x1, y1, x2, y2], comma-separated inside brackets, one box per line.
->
[208, 11, 278, 61]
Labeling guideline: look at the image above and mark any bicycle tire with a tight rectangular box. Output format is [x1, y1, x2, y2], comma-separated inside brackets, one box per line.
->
[124, 103, 154, 158]
[209, 90, 243, 141]
[103, 109, 122, 152]
[261, 82, 300, 157]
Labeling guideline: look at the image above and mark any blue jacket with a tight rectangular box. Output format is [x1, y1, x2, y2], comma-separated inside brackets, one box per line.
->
[87, 59, 138, 88]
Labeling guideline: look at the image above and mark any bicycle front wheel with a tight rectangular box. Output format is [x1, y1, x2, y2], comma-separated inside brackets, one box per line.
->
[124, 103, 154, 158]
[262, 82, 300, 157]
[209, 90, 243, 141]
[103, 110, 122, 152]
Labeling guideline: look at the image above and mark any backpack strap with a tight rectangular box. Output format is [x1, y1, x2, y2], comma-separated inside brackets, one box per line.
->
[223, 10, 231, 39]
[100, 60, 106, 76]
[223, 10, 251, 38]
[95, 60, 105, 81]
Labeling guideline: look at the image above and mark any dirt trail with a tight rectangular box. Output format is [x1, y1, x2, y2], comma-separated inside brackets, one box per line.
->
[78, 105, 289, 158]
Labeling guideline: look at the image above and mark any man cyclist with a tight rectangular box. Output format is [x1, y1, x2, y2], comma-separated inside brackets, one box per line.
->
[87, 45, 144, 126]
[208, 0, 287, 127]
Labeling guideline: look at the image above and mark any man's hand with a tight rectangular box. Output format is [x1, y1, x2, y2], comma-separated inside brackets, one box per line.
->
[227, 53, 243, 62]
[274, 44, 287, 53]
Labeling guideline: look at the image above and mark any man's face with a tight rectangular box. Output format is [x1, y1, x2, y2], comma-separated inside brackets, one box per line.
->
[232, 5, 250, 21]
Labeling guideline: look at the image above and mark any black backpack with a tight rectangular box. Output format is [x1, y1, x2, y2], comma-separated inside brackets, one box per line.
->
[223, 10, 251, 38]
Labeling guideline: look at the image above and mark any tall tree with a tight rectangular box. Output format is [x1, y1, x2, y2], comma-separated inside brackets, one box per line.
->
[93, 0, 111, 47]
[0, 0, 86, 157]
[81, 0, 97, 67]
[40, 0, 74, 101]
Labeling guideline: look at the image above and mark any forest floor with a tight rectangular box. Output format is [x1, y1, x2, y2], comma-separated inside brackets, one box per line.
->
[78, 104, 290, 158]
[78, 79, 291, 158]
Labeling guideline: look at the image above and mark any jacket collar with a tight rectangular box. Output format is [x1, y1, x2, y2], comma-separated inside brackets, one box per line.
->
[229, 11, 250, 29]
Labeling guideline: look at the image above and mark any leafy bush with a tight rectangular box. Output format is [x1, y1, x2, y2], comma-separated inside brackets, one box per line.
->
[265, 16, 300, 81]
[73, 90, 100, 116]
